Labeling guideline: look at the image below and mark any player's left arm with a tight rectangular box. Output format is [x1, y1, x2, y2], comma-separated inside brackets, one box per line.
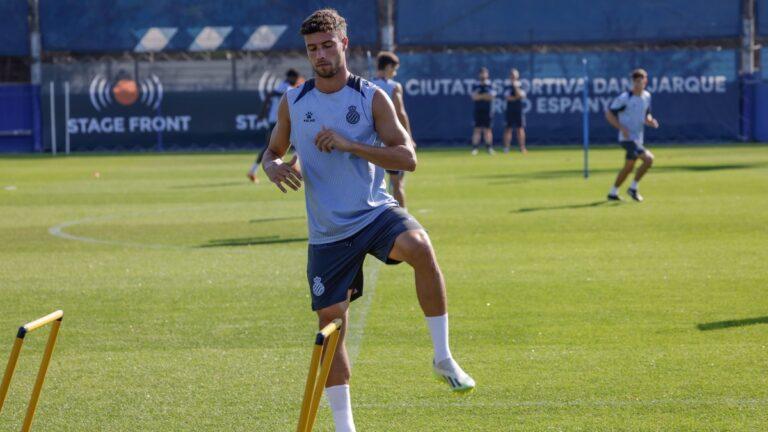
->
[514, 82, 526, 100]
[314, 89, 416, 171]
[392, 83, 413, 138]
[644, 97, 659, 128]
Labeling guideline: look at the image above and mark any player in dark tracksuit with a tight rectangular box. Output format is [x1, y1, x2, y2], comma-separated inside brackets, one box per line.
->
[503, 68, 527, 154]
[470, 67, 496, 155]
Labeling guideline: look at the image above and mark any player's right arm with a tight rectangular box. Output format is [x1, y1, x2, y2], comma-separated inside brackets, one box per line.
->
[605, 94, 630, 139]
[391, 83, 412, 138]
[261, 96, 303, 193]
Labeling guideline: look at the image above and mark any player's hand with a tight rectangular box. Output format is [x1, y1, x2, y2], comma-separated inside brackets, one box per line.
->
[315, 127, 354, 153]
[264, 154, 303, 193]
[648, 118, 659, 129]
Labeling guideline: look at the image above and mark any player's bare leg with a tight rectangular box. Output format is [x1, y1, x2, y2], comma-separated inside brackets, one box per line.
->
[517, 128, 527, 153]
[484, 129, 494, 154]
[608, 159, 636, 200]
[471, 128, 482, 155]
[389, 230, 475, 392]
[628, 151, 654, 201]
[503, 127, 512, 153]
[634, 151, 654, 182]
[389, 172, 406, 208]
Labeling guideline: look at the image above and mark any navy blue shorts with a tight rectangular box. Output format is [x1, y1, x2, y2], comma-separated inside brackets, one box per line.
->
[506, 109, 525, 128]
[306, 206, 423, 311]
[474, 110, 492, 128]
[621, 141, 647, 160]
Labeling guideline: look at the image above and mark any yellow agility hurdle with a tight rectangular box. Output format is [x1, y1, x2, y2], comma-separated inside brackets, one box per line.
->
[0, 310, 64, 432]
[296, 318, 342, 432]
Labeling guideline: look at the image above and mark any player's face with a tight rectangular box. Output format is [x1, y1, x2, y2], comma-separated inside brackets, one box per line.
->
[479, 70, 489, 81]
[386, 64, 399, 79]
[633, 75, 647, 91]
[304, 32, 347, 78]
[510, 70, 519, 81]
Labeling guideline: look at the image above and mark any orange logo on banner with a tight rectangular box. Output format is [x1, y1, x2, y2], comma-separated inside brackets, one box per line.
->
[113, 79, 139, 106]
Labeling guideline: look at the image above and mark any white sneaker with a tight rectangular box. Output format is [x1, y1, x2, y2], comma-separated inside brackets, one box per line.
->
[471, 148, 479, 156]
[487, 147, 495, 155]
[246, 164, 260, 183]
[433, 358, 476, 392]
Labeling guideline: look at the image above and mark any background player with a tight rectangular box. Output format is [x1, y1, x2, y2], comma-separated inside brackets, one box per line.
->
[246, 69, 302, 182]
[261, 9, 475, 432]
[605, 68, 660, 202]
[470, 67, 495, 155]
[502, 68, 527, 154]
[371, 51, 412, 208]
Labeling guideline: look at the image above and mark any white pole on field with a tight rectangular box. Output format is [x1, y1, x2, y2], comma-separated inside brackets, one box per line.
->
[64, 81, 70, 155]
[49, 81, 56, 156]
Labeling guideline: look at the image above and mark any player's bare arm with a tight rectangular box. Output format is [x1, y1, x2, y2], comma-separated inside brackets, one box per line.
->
[645, 113, 659, 128]
[262, 96, 303, 193]
[314, 89, 416, 171]
[392, 83, 412, 137]
[605, 109, 630, 139]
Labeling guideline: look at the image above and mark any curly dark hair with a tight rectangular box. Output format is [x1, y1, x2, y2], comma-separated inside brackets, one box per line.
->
[300, 8, 347, 36]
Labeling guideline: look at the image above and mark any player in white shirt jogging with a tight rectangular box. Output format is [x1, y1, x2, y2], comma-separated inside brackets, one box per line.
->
[605, 68, 660, 202]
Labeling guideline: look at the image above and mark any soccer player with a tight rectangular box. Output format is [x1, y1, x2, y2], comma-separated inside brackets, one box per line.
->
[502, 68, 527, 154]
[246, 69, 302, 182]
[371, 51, 412, 208]
[261, 9, 475, 432]
[605, 68, 659, 202]
[470, 67, 495, 155]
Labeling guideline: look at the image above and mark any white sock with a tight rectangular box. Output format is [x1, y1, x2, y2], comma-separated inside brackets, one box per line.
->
[425, 314, 452, 363]
[325, 385, 356, 432]
[630, 180, 639, 190]
[609, 186, 619, 196]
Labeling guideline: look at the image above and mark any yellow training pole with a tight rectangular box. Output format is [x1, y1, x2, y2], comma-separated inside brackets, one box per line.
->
[0, 310, 63, 431]
[303, 328, 341, 432]
[296, 344, 323, 432]
[296, 319, 342, 432]
[21, 317, 62, 432]
[0, 337, 25, 413]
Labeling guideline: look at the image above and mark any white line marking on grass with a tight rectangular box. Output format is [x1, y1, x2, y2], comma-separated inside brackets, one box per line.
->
[346, 259, 381, 367]
[48, 208, 303, 253]
[355, 397, 768, 410]
[49, 216, 184, 250]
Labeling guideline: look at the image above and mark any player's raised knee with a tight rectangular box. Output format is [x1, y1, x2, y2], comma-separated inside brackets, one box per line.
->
[398, 230, 435, 265]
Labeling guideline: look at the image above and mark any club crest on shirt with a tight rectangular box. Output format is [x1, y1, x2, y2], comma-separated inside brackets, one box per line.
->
[346, 105, 360, 125]
[312, 276, 325, 296]
[304, 111, 316, 123]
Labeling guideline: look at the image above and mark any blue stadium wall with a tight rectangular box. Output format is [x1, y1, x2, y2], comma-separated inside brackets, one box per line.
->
[7, 0, 765, 151]
[398, 49, 740, 144]
[397, 0, 741, 46]
[0, 1, 30, 56]
[39, 0, 378, 52]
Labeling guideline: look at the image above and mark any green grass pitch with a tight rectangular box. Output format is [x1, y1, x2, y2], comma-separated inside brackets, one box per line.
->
[1, 145, 766, 431]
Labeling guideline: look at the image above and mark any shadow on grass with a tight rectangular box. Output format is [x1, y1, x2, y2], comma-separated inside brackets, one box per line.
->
[479, 162, 768, 183]
[249, 216, 304, 224]
[697, 316, 768, 331]
[513, 200, 620, 213]
[170, 181, 245, 189]
[199, 236, 307, 248]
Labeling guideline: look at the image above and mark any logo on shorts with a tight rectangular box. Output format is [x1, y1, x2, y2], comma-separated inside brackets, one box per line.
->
[346, 106, 360, 124]
[312, 276, 325, 296]
[304, 111, 315, 123]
